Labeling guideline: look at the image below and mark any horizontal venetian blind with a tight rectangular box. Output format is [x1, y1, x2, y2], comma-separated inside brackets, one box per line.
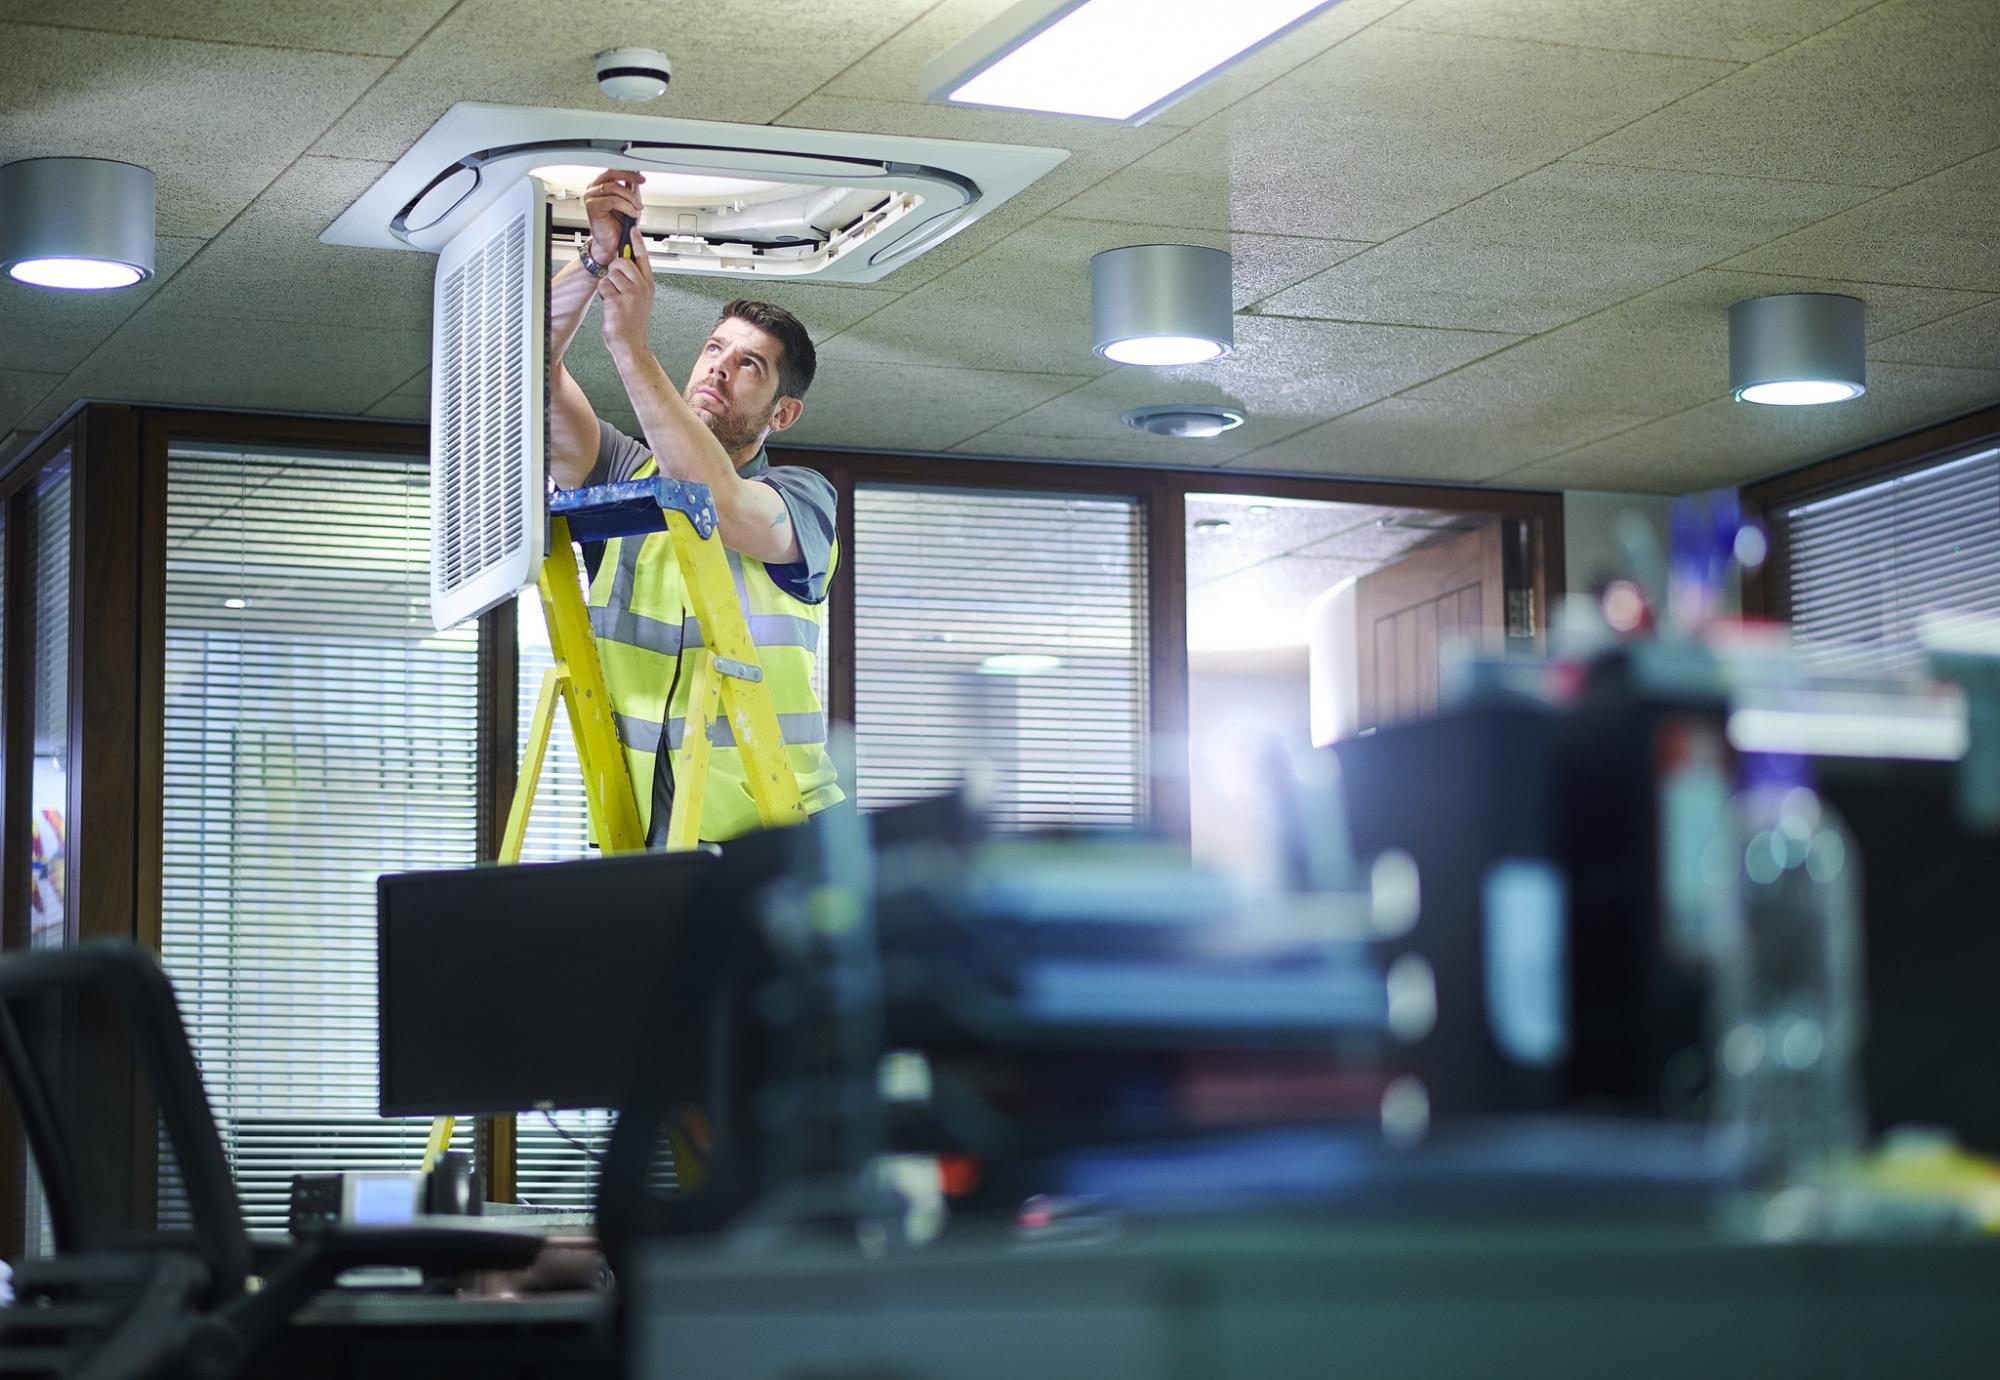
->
[1784, 445, 2000, 676]
[852, 485, 1149, 830]
[161, 447, 477, 1235]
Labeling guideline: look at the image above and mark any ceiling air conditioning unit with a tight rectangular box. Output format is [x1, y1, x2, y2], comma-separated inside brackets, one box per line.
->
[323, 102, 1068, 282]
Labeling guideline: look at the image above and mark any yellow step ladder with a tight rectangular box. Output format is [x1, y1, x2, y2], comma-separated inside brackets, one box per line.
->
[421, 477, 808, 1171]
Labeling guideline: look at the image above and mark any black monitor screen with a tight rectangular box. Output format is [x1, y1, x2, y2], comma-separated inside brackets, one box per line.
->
[378, 849, 716, 1117]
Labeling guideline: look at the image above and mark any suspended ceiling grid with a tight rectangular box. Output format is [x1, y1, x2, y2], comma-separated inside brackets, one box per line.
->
[1, 0, 1997, 494]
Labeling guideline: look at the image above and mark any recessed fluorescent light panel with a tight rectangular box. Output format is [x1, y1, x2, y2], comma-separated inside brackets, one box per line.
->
[924, 0, 1343, 123]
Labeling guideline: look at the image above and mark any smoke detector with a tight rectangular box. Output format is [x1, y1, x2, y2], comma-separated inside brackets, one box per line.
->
[1121, 403, 1246, 438]
[594, 47, 672, 102]
[322, 102, 1067, 283]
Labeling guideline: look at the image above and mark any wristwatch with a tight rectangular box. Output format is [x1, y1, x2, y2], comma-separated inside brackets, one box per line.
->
[579, 244, 611, 280]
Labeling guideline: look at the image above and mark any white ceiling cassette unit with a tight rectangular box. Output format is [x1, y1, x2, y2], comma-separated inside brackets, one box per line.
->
[324, 102, 1068, 283]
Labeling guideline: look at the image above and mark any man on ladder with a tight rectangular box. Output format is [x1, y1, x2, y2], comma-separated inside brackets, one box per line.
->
[549, 168, 843, 845]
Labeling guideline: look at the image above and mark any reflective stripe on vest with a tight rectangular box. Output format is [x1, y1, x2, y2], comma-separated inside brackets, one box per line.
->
[614, 710, 828, 751]
[589, 603, 820, 658]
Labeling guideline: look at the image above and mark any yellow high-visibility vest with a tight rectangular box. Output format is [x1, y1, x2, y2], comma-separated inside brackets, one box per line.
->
[587, 456, 841, 841]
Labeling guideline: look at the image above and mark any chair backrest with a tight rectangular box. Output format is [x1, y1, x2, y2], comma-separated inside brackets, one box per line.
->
[0, 941, 252, 1300]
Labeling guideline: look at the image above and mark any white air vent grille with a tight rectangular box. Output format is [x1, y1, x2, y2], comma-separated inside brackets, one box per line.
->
[429, 175, 546, 630]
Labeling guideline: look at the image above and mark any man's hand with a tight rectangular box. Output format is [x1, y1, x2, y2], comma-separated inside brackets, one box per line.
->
[582, 168, 644, 265]
[597, 224, 657, 360]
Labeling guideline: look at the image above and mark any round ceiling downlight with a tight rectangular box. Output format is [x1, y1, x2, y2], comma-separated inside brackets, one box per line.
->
[8, 258, 145, 290]
[1092, 243, 1232, 367]
[0, 157, 155, 292]
[1729, 293, 1866, 406]
[1121, 403, 1246, 437]
[1735, 379, 1865, 406]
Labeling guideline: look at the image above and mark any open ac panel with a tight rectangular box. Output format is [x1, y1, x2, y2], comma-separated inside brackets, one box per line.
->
[324, 103, 1068, 283]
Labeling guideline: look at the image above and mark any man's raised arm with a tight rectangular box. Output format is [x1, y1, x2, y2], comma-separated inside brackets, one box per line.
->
[547, 170, 646, 489]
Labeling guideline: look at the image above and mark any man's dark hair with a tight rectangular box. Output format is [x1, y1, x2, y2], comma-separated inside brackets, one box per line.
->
[718, 299, 816, 400]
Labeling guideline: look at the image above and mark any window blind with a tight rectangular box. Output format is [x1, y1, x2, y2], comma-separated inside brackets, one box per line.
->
[29, 457, 70, 952]
[851, 485, 1150, 830]
[22, 456, 71, 1259]
[1784, 445, 2000, 676]
[160, 448, 477, 1235]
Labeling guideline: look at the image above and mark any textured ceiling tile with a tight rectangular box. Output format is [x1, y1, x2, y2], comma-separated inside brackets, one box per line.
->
[979, 314, 1519, 452]
[0, 368, 62, 434]
[1151, 0, 1416, 126]
[1230, 395, 1655, 481]
[1718, 150, 2000, 292]
[1495, 362, 2000, 493]
[1059, 26, 1737, 241]
[0, 0, 456, 56]
[952, 431, 1255, 467]
[1384, 0, 1877, 63]
[771, 93, 1178, 291]
[780, 361, 1092, 453]
[820, 216, 1373, 382]
[1869, 298, 2000, 370]
[145, 158, 435, 332]
[0, 237, 203, 372]
[311, 0, 934, 162]
[363, 391, 429, 421]
[1225, 232, 1373, 308]
[0, 24, 388, 238]
[1255, 163, 1872, 332]
[56, 312, 430, 415]
[1406, 269, 1991, 420]
[1570, 0, 2000, 187]
[820, 216, 1215, 376]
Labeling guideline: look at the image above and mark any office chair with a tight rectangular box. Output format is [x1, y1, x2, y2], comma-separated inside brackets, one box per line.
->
[0, 941, 540, 1380]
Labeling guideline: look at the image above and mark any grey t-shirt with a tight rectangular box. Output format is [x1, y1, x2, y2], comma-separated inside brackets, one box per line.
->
[586, 418, 836, 604]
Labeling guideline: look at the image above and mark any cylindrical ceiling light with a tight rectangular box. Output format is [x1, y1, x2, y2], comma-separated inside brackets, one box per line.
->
[0, 157, 156, 291]
[1729, 293, 1865, 406]
[1092, 243, 1232, 366]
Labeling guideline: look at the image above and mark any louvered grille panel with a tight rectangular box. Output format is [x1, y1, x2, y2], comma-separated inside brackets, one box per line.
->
[429, 177, 544, 630]
[1784, 446, 2000, 676]
[851, 486, 1149, 831]
[159, 447, 482, 1237]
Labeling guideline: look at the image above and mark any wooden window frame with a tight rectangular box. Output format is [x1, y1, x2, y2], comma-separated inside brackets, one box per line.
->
[1740, 402, 2000, 622]
[0, 408, 89, 1259]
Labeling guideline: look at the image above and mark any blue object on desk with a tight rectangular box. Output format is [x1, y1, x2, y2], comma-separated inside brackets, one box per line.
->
[550, 478, 717, 543]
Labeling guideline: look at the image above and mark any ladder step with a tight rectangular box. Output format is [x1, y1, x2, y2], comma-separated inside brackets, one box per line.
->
[551, 479, 718, 543]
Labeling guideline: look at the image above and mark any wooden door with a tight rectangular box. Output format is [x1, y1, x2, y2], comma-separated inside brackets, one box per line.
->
[1354, 520, 1505, 730]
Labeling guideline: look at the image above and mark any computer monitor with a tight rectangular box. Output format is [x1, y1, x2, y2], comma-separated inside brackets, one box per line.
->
[377, 849, 716, 1117]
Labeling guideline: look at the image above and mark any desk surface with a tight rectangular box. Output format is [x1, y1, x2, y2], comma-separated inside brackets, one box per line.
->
[294, 1290, 607, 1328]
[631, 1217, 2000, 1380]
[278, 1291, 613, 1380]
